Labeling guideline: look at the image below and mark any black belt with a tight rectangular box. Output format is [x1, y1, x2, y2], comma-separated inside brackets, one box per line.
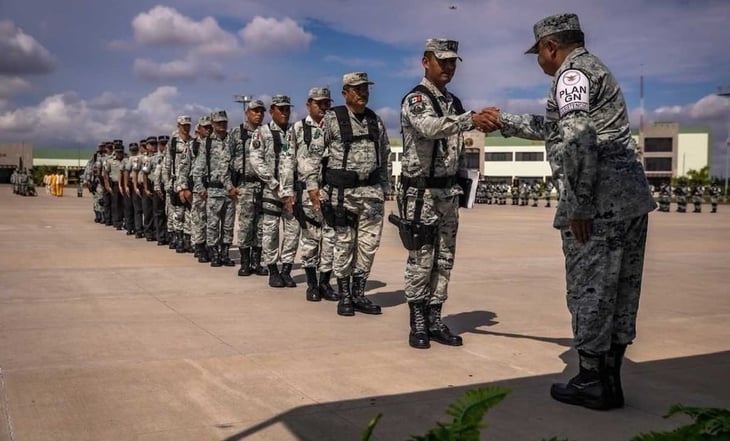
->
[402, 175, 456, 189]
[207, 181, 224, 189]
[324, 169, 379, 189]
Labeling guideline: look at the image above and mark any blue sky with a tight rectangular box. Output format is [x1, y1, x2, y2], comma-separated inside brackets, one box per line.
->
[1, 0, 729, 176]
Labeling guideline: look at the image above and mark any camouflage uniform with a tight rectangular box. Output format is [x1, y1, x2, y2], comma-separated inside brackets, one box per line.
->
[193, 110, 235, 266]
[250, 97, 298, 284]
[131, 146, 145, 237]
[165, 118, 194, 251]
[229, 101, 266, 276]
[151, 136, 168, 244]
[100, 146, 113, 225]
[300, 72, 391, 315]
[179, 118, 210, 257]
[121, 147, 136, 234]
[501, 13, 657, 409]
[709, 184, 720, 212]
[103, 144, 125, 229]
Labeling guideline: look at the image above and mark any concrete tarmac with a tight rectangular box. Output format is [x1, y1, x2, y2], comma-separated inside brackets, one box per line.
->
[1, 186, 728, 441]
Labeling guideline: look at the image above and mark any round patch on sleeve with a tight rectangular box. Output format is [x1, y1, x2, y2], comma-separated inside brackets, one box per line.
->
[556, 69, 589, 117]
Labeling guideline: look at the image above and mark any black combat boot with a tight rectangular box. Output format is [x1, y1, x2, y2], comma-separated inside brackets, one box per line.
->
[175, 232, 185, 253]
[427, 304, 462, 346]
[251, 247, 268, 276]
[238, 247, 252, 276]
[304, 267, 321, 302]
[168, 232, 177, 249]
[408, 302, 430, 349]
[183, 234, 193, 253]
[318, 271, 339, 301]
[268, 264, 284, 288]
[220, 244, 235, 267]
[351, 274, 382, 315]
[550, 351, 611, 410]
[280, 263, 297, 287]
[606, 344, 627, 409]
[209, 245, 222, 267]
[336, 277, 354, 316]
[196, 243, 210, 263]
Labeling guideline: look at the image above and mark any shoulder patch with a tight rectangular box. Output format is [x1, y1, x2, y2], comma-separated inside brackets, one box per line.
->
[556, 69, 589, 117]
[253, 140, 261, 149]
[313, 129, 321, 139]
[408, 95, 422, 106]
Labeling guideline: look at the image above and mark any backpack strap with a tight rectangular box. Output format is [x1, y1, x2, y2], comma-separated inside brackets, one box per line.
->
[271, 129, 282, 182]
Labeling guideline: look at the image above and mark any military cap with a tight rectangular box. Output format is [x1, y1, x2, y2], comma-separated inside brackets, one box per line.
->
[248, 99, 265, 110]
[308, 87, 332, 101]
[271, 95, 292, 107]
[146, 136, 158, 144]
[342, 72, 374, 87]
[424, 38, 461, 60]
[97, 142, 105, 149]
[157, 135, 170, 144]
[114, 144, 124, 153]
[129, 143, 139, 151]
[208, 110, 227, 122]
[113, 139, 124, 145]
[139, 139, 147, 146]
[198, 115, 212, 126]
[177, 115, 192, 125]
[525, 13, 582, 54]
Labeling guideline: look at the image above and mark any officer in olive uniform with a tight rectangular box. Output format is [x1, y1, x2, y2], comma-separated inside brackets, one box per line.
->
[493, 13, 657, 410]
[300, 72, 391, 317]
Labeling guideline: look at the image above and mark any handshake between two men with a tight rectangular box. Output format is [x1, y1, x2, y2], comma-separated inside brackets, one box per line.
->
[471, 107, 503, 133]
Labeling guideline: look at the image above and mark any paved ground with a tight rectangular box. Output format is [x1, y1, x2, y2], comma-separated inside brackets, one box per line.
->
[0, 186, 728, 441]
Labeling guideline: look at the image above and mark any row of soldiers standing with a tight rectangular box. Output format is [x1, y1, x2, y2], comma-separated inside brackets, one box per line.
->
[9, 168, 37, 196]
[475, 181, 556, 207]
[656, 183, 721, 213]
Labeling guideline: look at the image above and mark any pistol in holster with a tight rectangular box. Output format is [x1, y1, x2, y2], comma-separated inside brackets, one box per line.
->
[322, 201, 357, 228]
[388, 213, 437, 251]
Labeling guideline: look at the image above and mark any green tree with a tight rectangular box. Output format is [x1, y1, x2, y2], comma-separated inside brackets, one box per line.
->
[685, 166, 711, 187]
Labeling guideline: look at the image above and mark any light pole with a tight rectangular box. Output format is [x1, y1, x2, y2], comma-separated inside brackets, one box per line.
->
[718, 86, 730, 200]
[233, 95, 252, 125]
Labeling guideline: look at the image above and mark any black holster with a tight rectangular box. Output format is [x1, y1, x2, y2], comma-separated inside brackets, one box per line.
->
[322, 200, 357, 228]
[388, 214, 437, 250]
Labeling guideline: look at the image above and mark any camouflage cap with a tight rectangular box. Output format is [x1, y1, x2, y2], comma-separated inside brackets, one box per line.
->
[342, 72, 374, 87]
[129, 143, 139, 151]
[525, 13, 582, 54]
[157, 135, 170, 143]
[271, 95, 292, 107]
[211, 110, 228, 122]
[177, 115, 192, 125]
[424, 38, 461, 60]
[308, 87, 332, 101]
[146, 136, 158, 144]
[248, 99, 265, 110]
[198, 115, 212, 126]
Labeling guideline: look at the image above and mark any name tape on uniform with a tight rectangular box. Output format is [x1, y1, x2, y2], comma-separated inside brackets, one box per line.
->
[556, 69, 589, 117]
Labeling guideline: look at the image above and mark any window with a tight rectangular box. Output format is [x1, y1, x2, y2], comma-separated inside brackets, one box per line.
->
[644, 157, 672, 172]
[515, 152, 544, 161]
[644, 137, 673, 152]
[465, 151, 481, 169]
[485, 152, 512, 161]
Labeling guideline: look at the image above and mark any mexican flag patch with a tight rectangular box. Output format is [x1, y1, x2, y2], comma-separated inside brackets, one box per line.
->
[408, 95, 422, 106]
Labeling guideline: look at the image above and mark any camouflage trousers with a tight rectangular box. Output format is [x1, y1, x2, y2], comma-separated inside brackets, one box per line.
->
[93, 189, 104, 213]
[561, 214, 648, 359]
[404, 194, 458, 304]
[332, 193, 384, 279]
[190, 193, 207, 246]
[171, 203, 191, 234]
[261, 188, 300, 265]
[236, 183, 263, 249]
[206, 194, 234, 246]
[299, 201, 334, 272]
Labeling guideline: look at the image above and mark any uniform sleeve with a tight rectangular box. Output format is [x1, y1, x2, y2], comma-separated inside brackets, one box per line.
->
[161, 149, 171, 189]
[177, 148, 191, 191]
[191, 144, 205, 193]
[499, 112, 548, 140]
[279, 127, 297, 198]
[403, 92, 474, 139]
[249, 129, 279, 192]
[378, 117, 391, 190]
[299, 124, 326, 192]
[221, 142, 233, 192]
[555, 69, 597, 219]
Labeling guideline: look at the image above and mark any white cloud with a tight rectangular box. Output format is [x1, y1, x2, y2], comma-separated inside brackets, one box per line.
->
[0, 20, 56, 75]
[239, 17, 313, 54]
[131, 6, 240, 57]
[323, 55, 385, 68]
[133, 57, 225, 82]
[0, 76, 32, 98]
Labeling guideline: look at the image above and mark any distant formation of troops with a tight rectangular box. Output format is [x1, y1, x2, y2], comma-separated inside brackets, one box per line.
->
[656, 183, 722, 213]
[9, 168, 37, 196]
[475, 181, 556, 207]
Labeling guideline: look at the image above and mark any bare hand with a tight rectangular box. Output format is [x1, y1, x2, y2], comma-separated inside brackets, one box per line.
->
[472, 107, 502, 132]
[569, 218, 593, 244]
[144, 190, 152, 198]
[179, 189, 193, 204]
[283, 196, 294, 214]
[308, 189, 321, 213]
[228, 187, 240, 199]
[197, 190, 207, 201]
[156, 190, 163, 198]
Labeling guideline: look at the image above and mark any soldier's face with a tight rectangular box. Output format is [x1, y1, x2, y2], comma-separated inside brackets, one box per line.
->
[307, 99, 331, 121]
[342, 84, 369, 108]
[147, 142, 157, 153]
[212, 121, 228, 133]
[179, 123, 191, 136]
[246, 108, 265, 126]
[270, 105, 291, 126]
[536, 38, 559, 76]
[423, 54, 456, 84]
[200, 125, 212, 137]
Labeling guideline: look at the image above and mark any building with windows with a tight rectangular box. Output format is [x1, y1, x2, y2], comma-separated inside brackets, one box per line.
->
[388, 123, 710, 187]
